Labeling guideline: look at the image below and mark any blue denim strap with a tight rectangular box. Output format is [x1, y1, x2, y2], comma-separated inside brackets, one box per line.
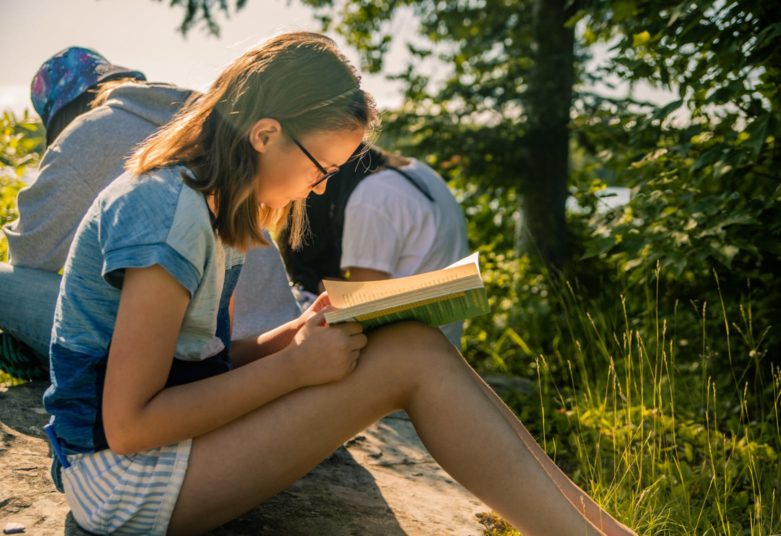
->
[44, 423, 71, 469]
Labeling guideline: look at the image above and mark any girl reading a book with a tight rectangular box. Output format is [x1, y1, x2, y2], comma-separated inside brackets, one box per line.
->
[42, 32, 634, 536]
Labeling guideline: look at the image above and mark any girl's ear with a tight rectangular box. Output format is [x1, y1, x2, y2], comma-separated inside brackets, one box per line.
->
[249, 118, 283, 153]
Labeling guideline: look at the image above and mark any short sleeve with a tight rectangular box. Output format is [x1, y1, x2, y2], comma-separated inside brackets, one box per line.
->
[102, 243, 202, 295]
[98, 171, 211, 297]
[340, 201, 402, 275]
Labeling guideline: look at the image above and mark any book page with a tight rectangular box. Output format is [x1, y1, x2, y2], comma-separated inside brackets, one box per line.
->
[323, 253, 480, 309]
[444, 252, 481, 271]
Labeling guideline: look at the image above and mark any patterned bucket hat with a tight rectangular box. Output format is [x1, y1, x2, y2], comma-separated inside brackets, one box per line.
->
[31, 46, 146, 129]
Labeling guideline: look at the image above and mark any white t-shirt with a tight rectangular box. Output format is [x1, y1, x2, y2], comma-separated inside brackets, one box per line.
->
[341, 159, 469, 346]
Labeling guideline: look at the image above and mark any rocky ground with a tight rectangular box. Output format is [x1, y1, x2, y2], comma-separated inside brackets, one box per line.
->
[1, 380, 495, 535]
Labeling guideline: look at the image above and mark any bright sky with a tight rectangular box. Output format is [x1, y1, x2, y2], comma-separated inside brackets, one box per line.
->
[0, 0, 409, 115]
[0, 0, 674, 117]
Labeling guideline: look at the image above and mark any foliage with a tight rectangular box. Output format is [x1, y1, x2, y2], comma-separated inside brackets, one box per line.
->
[579, 113, 780, 362]
[572, 0, 781, 370]
[283, 0, 781, 351]
[580, 1, 780, 117]
[476, 511, 521, 536]
[512, 277, 781, 535]
[449, 156, 780, 532]
[468, 228, 781, 533]
[151, 0, 247, 36]
[0, 111, 43, 261]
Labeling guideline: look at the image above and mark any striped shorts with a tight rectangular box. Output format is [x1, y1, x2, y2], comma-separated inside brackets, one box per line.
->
[62, 440, 192, 535]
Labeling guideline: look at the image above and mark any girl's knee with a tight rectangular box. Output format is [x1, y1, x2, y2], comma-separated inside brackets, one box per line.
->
[371, 321, 454, 353]
[363, 322, 461, 380]
[355, 323, 468, 410]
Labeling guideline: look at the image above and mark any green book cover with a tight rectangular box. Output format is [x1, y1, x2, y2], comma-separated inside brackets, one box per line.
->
[352, 287, 489, 330]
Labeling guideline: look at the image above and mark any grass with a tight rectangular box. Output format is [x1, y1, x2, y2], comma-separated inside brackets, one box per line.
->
[0, 370, 15, 384]
[482, 266, 781, 535]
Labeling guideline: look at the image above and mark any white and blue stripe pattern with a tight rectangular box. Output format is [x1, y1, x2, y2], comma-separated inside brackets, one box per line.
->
[62, 440, 191, 535]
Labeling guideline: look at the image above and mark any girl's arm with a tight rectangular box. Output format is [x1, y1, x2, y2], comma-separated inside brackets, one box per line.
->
[230, 316, 304, 367]
[102, 265, 365, 455]
[341, 267, 391, 281]
[230, 292, 332, 367]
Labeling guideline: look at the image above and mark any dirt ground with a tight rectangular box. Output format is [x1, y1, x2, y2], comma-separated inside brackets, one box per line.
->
[1, 380, 491, 535]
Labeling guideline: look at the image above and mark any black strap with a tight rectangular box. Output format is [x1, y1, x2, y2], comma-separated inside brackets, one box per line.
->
[385, 165, 435, 202]
[278, 155, 435, 294]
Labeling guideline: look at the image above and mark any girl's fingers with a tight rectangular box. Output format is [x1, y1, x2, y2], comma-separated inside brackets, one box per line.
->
[350, 333, 368, 351]
[313, 292, 331, 310]
[306, 309, 327, 327]
[339, 322, 364, 335]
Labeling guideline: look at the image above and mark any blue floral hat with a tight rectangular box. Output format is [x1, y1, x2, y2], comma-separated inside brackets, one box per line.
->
[31, 46, 146, 129]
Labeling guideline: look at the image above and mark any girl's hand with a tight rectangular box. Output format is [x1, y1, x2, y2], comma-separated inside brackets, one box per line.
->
[296, 291, 331, 328]
[288, 309, 367, 386]
[308, 291, 331, 312]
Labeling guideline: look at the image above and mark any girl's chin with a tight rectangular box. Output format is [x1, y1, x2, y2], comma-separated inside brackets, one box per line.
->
[260, 200, 291, 210]
[260, 194, 308, 209]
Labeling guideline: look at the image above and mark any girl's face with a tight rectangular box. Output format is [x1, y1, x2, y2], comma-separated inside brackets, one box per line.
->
[252, 123, 364, 209]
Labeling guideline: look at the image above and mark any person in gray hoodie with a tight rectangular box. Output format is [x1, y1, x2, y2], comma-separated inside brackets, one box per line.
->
[0, 47, 300, 377]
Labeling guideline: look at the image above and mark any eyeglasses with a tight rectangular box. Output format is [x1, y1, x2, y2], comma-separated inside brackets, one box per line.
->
[289, 136, 340, 189]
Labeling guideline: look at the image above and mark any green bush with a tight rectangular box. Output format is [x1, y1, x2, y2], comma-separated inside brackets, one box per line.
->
[575, 102, 781, 385]
[0, 110, 44, 261]
[450, 187, 780, 532]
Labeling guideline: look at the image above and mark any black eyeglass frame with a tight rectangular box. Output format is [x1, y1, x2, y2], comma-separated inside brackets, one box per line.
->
[289, 136, 340, 189]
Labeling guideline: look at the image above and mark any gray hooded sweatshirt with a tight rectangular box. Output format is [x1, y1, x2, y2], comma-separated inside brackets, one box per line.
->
[6, 83, 191, 271]
[4, 82, 300, 336]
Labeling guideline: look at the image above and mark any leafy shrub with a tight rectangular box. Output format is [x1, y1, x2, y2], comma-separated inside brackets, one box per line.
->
[0, 111, 44, 261]
[576, 100, 781, 384]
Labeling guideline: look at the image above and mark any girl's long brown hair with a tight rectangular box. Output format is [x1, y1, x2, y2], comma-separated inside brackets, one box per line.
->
[126, 32, 377, 251]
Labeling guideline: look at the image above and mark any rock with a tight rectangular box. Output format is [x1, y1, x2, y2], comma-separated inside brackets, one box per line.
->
[1, 382, 491, 535]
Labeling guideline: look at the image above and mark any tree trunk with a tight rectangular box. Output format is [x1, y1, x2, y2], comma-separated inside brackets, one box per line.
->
[520, 0, 575, 267]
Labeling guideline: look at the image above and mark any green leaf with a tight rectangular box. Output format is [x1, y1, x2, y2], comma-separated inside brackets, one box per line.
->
[756, 22, 781, 47]
[612, 0, 636, 22]
[632, 31, 651, 47]
[504, 327, 533, 357]
[652, 99, 683, 120]
[692, 146, 723, 171]
[713, 244, 739, 268]
[744, 114, 770, 161]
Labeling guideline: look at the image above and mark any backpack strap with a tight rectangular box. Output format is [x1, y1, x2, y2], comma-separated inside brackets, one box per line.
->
[278, 154, 435, 294]
[384, 165, 435, 202]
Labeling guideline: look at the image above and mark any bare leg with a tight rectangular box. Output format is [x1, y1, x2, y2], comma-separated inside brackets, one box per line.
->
[168, 323, 630, 535]
[466, 367, 634, 535]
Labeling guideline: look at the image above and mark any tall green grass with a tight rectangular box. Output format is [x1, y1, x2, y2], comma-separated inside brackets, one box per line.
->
[490, 264, 780, 535]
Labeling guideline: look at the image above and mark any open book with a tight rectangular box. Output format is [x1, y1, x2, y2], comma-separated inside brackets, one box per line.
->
[322, 253, 489, 330]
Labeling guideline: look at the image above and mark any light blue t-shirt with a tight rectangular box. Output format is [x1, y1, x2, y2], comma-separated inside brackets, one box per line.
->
[43, 165, 244, 459]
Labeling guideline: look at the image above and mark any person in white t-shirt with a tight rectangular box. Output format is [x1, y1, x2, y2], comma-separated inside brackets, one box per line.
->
[279, 145, 469, 346]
